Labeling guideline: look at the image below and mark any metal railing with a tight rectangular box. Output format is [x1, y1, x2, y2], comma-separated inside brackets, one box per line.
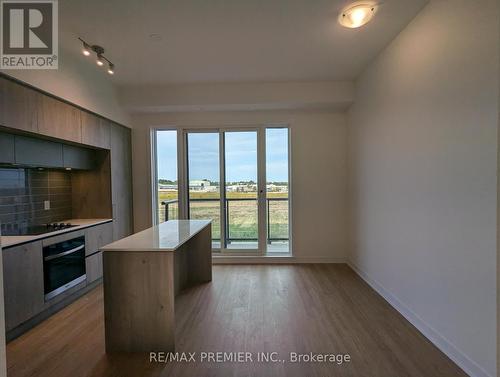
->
[160, 197, 289, 243]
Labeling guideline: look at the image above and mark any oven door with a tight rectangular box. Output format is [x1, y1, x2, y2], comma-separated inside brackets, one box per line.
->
[43, 235, 86, 301]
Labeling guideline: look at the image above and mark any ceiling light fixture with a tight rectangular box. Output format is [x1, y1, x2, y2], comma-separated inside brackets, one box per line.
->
[82, 42, 91, 56]
[339, 3, 378, 28]
[96, 54, 104, 66]
[78, 37, 116, 75]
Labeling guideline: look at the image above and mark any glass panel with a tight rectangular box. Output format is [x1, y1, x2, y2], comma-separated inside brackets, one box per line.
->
[156, 130, 178, 223]
[224, 131, 258, 249]
[266, 128, 289, 253]
[187, 133, 221, 247]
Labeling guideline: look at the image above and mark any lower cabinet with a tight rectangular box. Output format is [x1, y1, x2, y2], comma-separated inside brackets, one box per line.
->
[2, 222, 113, 333]
[84, 222, 112, 283]
[2, 241, 44, 332]
[85, 222, 113, 256]
[86, 252, 103, 284]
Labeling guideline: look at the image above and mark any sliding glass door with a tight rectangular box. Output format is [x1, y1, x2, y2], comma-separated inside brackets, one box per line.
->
[223, 130, 261, 251]
[185, 129, 263, 253]
[155, 126, 290, 255]
[186, 132, 221, 248]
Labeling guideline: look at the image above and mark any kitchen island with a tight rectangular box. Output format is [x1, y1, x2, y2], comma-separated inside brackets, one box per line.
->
[100, 220, 212, 353]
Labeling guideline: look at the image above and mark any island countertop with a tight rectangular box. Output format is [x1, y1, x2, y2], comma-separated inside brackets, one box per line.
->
[101, 219, 212, 252]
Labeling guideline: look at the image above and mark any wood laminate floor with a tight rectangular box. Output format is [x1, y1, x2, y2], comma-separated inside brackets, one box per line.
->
[6, 264, 467, 377]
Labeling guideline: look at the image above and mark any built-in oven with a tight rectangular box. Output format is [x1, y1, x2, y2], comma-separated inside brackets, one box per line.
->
[43, 235, 86, 301]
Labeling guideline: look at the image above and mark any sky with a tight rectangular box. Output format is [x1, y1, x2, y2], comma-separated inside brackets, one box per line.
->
[156, 129, 288, 182]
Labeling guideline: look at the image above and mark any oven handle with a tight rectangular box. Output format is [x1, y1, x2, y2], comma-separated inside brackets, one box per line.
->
[44, 244, 85, 261]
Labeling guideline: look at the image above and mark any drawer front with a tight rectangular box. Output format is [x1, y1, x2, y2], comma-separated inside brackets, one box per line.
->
[86, 252, 103, 283]
[42, 230, 85, 247]
[85, 223, 113, 256]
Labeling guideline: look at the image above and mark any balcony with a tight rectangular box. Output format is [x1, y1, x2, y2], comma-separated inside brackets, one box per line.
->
[159, 198, 289, 250]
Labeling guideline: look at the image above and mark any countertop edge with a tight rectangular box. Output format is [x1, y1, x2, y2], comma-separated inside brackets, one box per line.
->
[101, 220, 211, 253]
[1, 219, 113, 249]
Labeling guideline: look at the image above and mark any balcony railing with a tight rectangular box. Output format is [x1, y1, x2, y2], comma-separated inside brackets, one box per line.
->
[160, 197, 289, 244]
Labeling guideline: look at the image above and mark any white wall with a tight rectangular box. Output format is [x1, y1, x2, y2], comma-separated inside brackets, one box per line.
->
[131, 110, 348, 262]
[0, 44, 130, 126]
[348, 1, 498, 377]
[118, 81, 354, 113]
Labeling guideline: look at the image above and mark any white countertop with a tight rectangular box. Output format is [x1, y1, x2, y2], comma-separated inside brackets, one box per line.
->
[1, 219, 113, 248]
[101, 220, 211, 252]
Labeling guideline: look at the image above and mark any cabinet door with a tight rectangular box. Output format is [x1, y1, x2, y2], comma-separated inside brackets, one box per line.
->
[86, 252, 103, 283]
[0, 132, 15, 164]
[62, 144, 95, 170]
[2, 241, 45, 331]
[110, 124, 133, 240]
[15, 135, 63, 167]
[37, 95, 81, 143]
[81, 112, 111, 149]
[85, 222, 113, 256]
[0, 77, 38, 133]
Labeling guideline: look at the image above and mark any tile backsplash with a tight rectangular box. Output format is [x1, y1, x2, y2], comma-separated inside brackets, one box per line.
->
[0, 168, 73, 233]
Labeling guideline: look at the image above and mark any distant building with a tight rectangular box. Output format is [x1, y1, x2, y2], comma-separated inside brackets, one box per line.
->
[189, 179, 212, 191]
[159, 183, 177, 190]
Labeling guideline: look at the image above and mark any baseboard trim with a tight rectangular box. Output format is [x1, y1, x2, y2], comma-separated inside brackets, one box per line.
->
[347, 261, 492, 377]
[212, 255, 346, 264]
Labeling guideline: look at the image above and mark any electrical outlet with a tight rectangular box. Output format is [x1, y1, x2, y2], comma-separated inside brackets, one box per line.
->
[44, 200, 50, 210]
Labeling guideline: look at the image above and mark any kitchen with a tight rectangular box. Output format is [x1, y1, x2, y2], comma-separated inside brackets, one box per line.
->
[0, 74, 133, 340]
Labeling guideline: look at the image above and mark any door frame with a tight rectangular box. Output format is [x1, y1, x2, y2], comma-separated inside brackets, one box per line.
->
[183, 127, 265, 256]
[152, 124, 292, 256]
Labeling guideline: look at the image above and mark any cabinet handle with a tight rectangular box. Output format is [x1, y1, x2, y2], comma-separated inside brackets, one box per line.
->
[44, 244, 85, 261]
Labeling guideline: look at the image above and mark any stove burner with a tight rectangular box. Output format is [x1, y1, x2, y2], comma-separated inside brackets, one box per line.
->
[1, 223, 77, 236]
[46, 222, 73, 230]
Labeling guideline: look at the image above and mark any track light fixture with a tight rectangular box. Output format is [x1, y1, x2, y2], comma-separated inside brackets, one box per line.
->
[82, 42, 91, 56]
[78, 37, 116, 75]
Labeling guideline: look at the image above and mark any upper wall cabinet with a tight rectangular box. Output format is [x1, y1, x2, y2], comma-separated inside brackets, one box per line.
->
[81, 111, 111, 149]
[62, 144, 95, 170]
[37, 95, 82, 143]
[15, 135, 63, 167]
[0, 77, 38, 133]
[0, 132, 15, 164]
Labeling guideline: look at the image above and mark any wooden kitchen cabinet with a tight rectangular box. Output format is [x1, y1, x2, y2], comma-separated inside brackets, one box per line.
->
[0, 131, 15, 164]
[110, 123, 133, 241]
[15, 135, 63, 167]
[37, 94, 82, 143]
[2, 241, 45, 331]
[81, 111, 111, 149]
[86, 252, 103, 284]
[85, 222, 113, 256]
[0, 77, 38, 133]
[62, 144, 95, 170]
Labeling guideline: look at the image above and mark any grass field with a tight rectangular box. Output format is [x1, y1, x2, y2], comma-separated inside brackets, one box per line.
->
[158, 190, 289, 242]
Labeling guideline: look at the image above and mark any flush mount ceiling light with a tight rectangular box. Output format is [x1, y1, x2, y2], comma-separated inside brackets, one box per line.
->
[339, 3, 378, 28]
[78, 37, 116, 75]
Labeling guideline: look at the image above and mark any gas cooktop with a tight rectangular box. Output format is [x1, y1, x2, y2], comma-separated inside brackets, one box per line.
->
[2, 223, 77, 236]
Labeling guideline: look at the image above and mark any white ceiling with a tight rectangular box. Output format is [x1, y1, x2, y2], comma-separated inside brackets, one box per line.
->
[60, 0, 428, 86]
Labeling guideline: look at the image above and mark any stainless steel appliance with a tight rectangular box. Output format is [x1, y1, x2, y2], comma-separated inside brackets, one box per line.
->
[43, 235, 86, 300]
